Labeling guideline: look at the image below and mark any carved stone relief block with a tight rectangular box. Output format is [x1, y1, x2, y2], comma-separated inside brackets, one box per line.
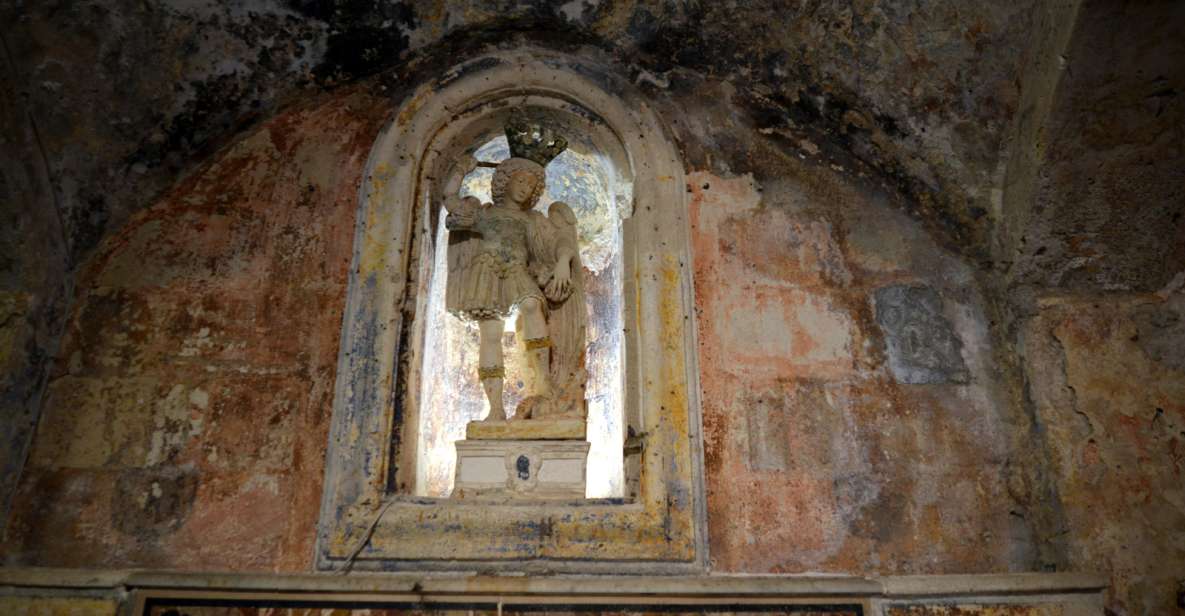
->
[873, 284, 969, 385]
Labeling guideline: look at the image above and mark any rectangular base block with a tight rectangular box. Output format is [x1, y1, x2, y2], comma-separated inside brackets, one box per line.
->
[465, 418, 586, 440]
[454, 439, 589, 500]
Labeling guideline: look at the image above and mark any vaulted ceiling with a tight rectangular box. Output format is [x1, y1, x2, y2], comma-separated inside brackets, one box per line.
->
[2, 0, 1182, 292]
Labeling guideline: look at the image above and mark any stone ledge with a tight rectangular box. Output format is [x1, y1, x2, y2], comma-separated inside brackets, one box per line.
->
[879, 572, 1108, 597]
[0, 568, 1106, 599]
[465, 418, 586, 440]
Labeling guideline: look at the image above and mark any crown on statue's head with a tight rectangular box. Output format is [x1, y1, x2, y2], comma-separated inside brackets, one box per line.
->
[505, 109, 567, 168]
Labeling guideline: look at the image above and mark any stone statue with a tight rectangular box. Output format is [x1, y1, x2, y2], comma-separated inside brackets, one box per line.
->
[443, 112, 588, 428]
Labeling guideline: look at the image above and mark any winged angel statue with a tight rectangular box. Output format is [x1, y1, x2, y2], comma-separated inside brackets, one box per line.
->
[442, 112, 588, 424]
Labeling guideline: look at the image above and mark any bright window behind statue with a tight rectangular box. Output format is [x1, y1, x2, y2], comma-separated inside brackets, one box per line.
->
[416, 136, 626, 498]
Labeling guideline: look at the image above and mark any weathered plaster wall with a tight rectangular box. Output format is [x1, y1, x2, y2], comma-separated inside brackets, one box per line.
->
[692, 168, 1024, 573]
[0, 0, 1084, 562]
[658, 77, 1032, 574]
[1, 86, 388, 570]
[0, 0, 329, 534]
[2, 50, 1035, 576]
[1023, 293, 1185, 616]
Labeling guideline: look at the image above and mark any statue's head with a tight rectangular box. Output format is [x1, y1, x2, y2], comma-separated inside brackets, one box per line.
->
[492, 157, 545, 210]
[490, 110, 565, 210]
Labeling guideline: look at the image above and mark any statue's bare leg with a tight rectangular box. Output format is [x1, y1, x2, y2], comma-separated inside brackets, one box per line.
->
[519, 297, 553, 398]
[478, 318, 506, 421]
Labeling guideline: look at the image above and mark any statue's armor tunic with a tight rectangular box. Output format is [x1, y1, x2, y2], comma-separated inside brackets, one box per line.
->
[447, 205, 545, 321]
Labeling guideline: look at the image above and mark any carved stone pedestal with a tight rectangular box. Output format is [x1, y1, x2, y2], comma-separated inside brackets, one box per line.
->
[454, 437, 589, 500]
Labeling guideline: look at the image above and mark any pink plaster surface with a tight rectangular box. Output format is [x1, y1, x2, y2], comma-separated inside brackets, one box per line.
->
[3, 87, 389, 571]
[689, 169, 1021, 574]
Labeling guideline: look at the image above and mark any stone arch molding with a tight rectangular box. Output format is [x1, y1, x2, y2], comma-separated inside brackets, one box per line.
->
[317, 48, 706, 572]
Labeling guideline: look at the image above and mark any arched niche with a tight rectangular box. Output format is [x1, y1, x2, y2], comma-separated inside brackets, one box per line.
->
[317, 48, 706, 572]
[410, 101, 632, 500]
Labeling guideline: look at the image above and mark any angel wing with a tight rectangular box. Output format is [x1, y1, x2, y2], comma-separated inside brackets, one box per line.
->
[540, 202, 588, 416]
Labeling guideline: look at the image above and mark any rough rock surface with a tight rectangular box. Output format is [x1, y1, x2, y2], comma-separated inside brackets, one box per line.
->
[1005, 0, 1185, 294]
[1023, 292, 1185, 616]
[0, 0, 1053, 265]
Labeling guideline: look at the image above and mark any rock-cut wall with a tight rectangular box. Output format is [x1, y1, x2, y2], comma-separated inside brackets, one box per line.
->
[2, 57, 1036, 578]
[1, 86, 388, 570]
